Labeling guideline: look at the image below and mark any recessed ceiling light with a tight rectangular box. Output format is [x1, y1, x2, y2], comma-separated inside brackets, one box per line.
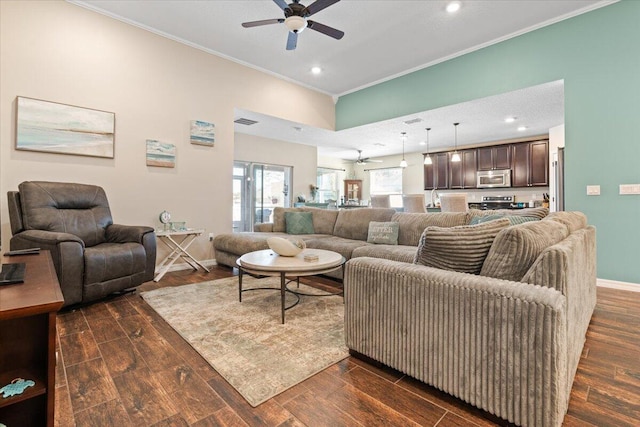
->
[419, 141, 426, 146]
[505, 116, 517, 123]
[517, 126, 527, 131]
[293, 126, 303, 132]
[446, 1, 461, 13]
[311, 66, 322, 75]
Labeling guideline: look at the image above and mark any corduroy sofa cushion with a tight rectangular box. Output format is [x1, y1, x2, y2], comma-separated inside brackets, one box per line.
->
[469, 207, 549, 221]
[272, 207, 303, 232]
[413, 217, 511, 274]
[272, 207, 339, 234]
[480, 218, 570, 282]
[333, 207, 396, 241]
[391, 212, 470, 246]
[545, 211, 588, 233]
[469, 214, 540, 226]
[301, 207, 339, 235]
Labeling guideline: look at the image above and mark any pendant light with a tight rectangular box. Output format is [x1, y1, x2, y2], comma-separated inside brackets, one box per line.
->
[451, 122, 461, 162]
[423, 127, 433, 165]
[400, 132, 408, 168]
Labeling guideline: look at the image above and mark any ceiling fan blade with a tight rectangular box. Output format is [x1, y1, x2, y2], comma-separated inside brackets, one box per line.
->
[304, 0, 340, 16]
[307, 20, 344, 40]
[273, 0, 290, 12]
[242, 18, 284, 28]
[286, 31, 298, 50]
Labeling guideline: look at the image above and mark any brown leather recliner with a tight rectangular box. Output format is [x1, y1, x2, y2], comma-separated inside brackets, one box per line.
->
[7, 181, 156, 307]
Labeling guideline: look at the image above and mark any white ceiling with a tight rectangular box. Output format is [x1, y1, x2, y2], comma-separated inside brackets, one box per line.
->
[72, 0, 611, 159]
[235, 79, 564, 160]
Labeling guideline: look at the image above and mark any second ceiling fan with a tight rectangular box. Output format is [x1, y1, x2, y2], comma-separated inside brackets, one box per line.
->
[241, 0, 344, 51]
[353, 150, 382, 165]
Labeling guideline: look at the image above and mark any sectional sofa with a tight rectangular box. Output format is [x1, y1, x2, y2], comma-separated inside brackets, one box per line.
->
[213, 206, 597, 427]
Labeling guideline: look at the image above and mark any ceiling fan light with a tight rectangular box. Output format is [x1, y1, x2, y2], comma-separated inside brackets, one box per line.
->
[285, 15, 307, 32]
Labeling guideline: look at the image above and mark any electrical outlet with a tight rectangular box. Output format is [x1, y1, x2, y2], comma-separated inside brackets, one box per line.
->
[619, 184, 640, 195]
[586, 185, 600, 196]
[208, 232, 214, 241]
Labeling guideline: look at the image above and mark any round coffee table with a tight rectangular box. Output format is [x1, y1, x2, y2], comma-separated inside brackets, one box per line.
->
[236, 249, 345, 324]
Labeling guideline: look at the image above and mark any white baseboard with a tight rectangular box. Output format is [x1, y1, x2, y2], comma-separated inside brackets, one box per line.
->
[597, 278, 640, 292]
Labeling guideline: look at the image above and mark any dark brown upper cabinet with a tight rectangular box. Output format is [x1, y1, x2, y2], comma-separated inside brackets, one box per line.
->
[450, 149, 477, 189]
[511, 140, 549, 187]
[424, 138, 548, 190]
[423, 153, 449, 190]
[477, 145, 511, 170]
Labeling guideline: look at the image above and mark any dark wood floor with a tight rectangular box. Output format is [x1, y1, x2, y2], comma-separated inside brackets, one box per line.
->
[54, 266, 640, 426]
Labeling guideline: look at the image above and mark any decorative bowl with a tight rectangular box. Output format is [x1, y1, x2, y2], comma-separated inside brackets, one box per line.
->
[267, 237, 306, 256]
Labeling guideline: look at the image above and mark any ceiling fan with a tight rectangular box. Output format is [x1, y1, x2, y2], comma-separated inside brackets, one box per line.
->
[353, 150, 383, 165]
[241, 0, 344, 51]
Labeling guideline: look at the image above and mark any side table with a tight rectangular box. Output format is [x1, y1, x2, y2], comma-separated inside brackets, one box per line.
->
[154, 228, 210, 281]
[0, 250, 64, 427]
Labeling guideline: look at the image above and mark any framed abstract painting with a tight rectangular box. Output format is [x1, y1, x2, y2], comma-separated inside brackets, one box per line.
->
[15, 96, 115, 158]
[146, 139, 176, 168]
[190, 120, 215, 146]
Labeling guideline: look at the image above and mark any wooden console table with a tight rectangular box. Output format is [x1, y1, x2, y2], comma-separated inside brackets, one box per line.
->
[0, 250, 64, 427]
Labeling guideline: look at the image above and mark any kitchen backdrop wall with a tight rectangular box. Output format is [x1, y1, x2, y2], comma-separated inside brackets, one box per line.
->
[336, 0, 640, 285]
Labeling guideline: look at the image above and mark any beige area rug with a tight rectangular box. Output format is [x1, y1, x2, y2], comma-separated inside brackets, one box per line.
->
[140, 276, 349, 407]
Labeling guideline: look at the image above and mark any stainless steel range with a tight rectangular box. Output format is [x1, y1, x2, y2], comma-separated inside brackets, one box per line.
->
[480, 195, 519, 210]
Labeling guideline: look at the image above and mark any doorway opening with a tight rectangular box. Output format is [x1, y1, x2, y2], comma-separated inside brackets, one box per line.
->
[233, 161, 292, 232]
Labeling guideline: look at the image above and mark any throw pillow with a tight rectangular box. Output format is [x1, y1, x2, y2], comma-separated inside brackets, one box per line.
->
[367, 221, 399, 245]
[285, 211, 314, 235]
[413, 217, 511, 275]
[479, 219, 569, 282]
[469, 214, 539, 226]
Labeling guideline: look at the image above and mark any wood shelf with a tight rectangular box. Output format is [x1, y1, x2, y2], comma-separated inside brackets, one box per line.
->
[0, 368, 46, 408]
[0, 251, 63, 427]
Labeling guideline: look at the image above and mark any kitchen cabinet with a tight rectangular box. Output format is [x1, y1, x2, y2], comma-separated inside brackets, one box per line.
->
[450, 149, 477, 189]
[0, 251, 64, 427]
[344, 179, 362, 201]
[423, 153, 449, 190]
[512, 140, 549, 187]
[477, 145, 511, 170]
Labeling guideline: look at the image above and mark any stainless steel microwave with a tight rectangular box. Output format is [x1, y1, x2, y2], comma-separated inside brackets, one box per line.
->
[477, 169, 511, 188]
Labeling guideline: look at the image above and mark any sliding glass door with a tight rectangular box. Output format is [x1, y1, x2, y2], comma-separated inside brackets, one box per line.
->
[233, 161, 292, 232]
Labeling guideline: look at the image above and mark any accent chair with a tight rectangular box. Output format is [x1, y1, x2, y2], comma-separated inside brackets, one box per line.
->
[7, 181, 157, 307]
[402, 194, 427, 213]
[370, 194, 391, 208]
[440, 193, 469, 212]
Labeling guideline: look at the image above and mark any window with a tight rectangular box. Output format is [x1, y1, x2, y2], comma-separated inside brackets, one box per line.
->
[316, 167, 344, 203]
[369, 167, 403, 208]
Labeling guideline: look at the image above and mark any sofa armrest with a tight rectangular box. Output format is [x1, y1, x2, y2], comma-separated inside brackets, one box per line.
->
[10, 229, 84, 248]
[10, 230, 85, 306]
[344, 257, 568, 427]
[253, 222, 274, 232]
[105, 224, 157, 282]
[106, 224, 155, 243]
